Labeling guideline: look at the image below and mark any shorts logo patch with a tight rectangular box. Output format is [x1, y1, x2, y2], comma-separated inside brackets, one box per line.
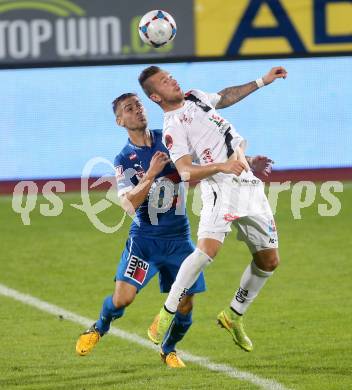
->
[165, 134, 173, 150]
[224, 213, 240, 222]
[124, 255, 149, 285]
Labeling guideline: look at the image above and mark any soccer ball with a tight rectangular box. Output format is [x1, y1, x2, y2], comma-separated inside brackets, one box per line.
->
[138, 10, 177, 48]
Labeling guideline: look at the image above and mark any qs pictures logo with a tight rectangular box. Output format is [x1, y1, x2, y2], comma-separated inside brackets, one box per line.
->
[0, 0, 122, 59]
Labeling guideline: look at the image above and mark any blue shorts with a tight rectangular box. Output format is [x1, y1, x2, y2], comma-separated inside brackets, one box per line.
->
[116, 236, 206, 294]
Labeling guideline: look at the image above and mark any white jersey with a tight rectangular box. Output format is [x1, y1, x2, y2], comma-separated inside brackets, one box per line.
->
[163, 89, 270, 219]
[163, 89, 246, 183]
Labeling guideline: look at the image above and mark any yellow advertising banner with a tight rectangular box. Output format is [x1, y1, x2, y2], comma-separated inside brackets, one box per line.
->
[195, 0, 352, 56]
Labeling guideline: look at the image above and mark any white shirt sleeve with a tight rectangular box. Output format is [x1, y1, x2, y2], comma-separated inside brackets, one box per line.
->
[163, 124, 192, 163]
[203, 92, 221, 108]
[190, 89, 221, 108]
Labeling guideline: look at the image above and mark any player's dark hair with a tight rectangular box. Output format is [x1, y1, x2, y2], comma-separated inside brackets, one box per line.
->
[138, 66, 162, 96]
[112, 93, 137, 115]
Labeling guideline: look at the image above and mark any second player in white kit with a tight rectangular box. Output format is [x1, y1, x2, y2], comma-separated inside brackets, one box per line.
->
[139, 65, 287, 351]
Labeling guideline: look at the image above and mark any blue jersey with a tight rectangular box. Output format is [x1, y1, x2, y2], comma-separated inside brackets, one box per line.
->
[114, 130, 190, 240]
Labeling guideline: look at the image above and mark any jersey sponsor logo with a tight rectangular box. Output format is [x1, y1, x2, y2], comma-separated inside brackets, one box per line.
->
[165, 134, 173, 150]
[124, 255, 149, 285]
[115, 165, 125, 181]
[224, 213, 240, 222]
[208, 114, 231, 136]
[201, 148, 214, 164]
[129, 152, 137, 160]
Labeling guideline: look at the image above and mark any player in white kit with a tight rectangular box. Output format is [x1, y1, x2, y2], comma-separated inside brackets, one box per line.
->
[139, 65, 287, 351]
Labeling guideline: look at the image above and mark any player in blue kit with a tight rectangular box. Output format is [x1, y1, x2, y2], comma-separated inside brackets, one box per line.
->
[76, 93, 205, 368]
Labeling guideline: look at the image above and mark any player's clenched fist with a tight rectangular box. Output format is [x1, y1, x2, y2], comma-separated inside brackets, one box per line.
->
[147, 151, 170, 178]
[262, 66, 288, 85]
[220, 159, 248, 176]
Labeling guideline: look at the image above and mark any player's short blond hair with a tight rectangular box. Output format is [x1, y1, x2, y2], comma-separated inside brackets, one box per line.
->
[138, 66, 162, 97]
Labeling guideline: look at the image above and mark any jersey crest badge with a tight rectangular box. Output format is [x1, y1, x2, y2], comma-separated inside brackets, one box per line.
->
[165, 134, 173, 150]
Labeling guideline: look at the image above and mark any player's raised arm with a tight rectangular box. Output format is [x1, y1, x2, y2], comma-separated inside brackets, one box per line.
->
[119, 151, 169, 213]
[175, 154, 247, 182]
[216, 66, 288, 109]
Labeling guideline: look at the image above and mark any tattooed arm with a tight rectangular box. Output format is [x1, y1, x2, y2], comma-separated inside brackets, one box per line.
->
[215, 66, 288, 109]
[216, 81, 258, 109]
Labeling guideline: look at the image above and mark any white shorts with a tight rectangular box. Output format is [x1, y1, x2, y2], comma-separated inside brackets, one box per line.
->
[197, 173, 279, 254]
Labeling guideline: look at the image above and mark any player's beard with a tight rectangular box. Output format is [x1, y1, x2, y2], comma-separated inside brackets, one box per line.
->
[128, 118, 147, 132]
[167, 91, 184, 105]
[130, 124, 147, 132]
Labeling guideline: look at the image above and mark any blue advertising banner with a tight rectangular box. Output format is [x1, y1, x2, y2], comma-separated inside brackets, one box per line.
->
[1, 56, 351, 180]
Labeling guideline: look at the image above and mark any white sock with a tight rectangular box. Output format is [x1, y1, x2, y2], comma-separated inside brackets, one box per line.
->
[230, 260, 273, 315]
[165, 248, 212, 313]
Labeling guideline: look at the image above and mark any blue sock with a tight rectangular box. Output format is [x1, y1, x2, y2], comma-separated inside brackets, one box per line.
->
[95, 295, 125, 335]
[161, 311, 192, 355]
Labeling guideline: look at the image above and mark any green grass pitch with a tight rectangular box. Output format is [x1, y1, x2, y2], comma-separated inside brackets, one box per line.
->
[0, 184, 351, 389]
